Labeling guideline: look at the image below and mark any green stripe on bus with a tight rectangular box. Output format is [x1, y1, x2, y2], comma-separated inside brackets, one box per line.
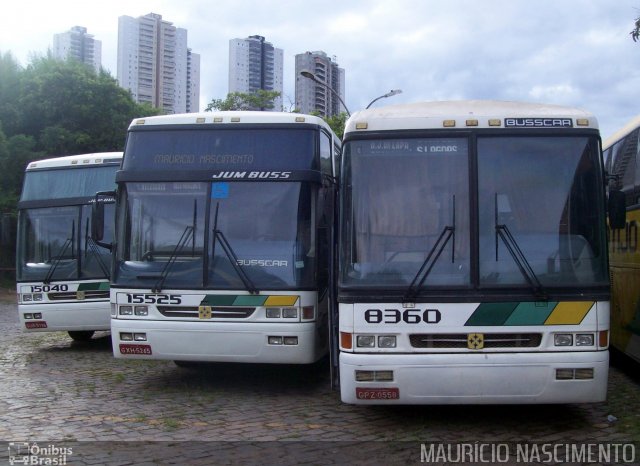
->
[465, 302, 518, 326]
[503, 301, 558, 325]
[200, 295, 237, 306]
[77, 282, 110, 291]
[233, 295, 268, 306]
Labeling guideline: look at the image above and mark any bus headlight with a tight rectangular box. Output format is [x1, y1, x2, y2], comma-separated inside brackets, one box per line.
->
[33, 293, 43, 301]
[119, 305, 133, 316]
[356, 335, 376, 348]
[266, 308, 281, 318]
[282, 308, 298, 319]
[134, 306, 148, 316]
[378, 335, 397, 348]
[554, 334, 573, 346]
[575, 334, 594, 346]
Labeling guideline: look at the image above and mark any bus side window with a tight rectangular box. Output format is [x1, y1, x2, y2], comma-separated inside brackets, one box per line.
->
[320, 131, 332, 177]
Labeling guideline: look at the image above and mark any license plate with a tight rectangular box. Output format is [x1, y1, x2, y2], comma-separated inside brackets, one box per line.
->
[25, 321, 47, 329]
[356, 387, 399, 400]
[119, 344, 152, 355]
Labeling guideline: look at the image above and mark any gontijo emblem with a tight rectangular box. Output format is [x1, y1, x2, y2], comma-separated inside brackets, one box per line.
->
[467, 333, 484, 349]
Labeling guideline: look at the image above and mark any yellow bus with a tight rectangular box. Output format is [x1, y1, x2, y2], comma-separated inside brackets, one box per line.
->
[603, 116, 640, 363]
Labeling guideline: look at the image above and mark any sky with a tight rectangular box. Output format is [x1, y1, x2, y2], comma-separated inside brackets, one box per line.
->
[2, 0, 639, 139]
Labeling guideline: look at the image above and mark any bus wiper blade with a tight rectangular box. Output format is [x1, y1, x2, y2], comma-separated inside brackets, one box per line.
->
[211, 202, 258, 294]
[44, 220, 75, 284]
[403, 226, 454, 302]
[494, 194, 546, 299]
[152, 225, 194, 293]
[404, 196, 456, 302]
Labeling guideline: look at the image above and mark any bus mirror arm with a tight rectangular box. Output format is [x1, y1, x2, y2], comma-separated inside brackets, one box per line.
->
[608, 190, 626, 230]
[91, 190, 116, 249]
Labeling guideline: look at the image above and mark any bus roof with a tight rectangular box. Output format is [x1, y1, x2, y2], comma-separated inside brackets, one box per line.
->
[602, 114, 640, 150]
[345, 100, 597, 133]
[26, 152, 123, 171]
[129, 111, 338, 139]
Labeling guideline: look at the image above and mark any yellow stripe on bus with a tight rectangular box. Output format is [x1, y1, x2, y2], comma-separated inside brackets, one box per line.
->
[544, 301, 593, 325]
[264, 295, 299, 306]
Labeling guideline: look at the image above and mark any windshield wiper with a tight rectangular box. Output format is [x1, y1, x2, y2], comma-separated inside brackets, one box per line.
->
[43, 220, 76, 284]
[152, 225, 194, 293]
[403, 196, 456, 302]
[211, 202, 258, 294]
[493, 193, 546, 298]
[84, 221, 110, 278]
[152, 199, 200, 292]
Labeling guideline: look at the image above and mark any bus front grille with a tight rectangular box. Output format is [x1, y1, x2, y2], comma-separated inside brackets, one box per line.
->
[409, 333, 543, 349]
[48, 291, 110, 301]
[157, 306, 256, 319]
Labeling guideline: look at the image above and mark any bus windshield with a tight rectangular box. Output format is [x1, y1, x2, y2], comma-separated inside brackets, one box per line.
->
[17, 205, 114, 281]
[478, 136, 607, 288]
[21, 166, 119, 201]
[340, 138, 470, 287]
[340, 134, 607, 291]
[115, 181, 315, 290]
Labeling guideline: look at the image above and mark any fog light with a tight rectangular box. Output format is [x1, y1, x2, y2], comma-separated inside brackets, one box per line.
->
[134, 333, 147, 341]
[355, 370, 375, 381]
[282, 308, 298, 319]
[33, 293, 43, 301]
[24, 313, 33, 319]
[575, 368, 594, 379]
[266, 308, 281, 318]
[134, 306, 148, 316]
[33, 313, 42, 319]
[356, 335, 375, 348]
[556, 368, 574, 380]
[283, 336, 298, 345]
[375, 370, 394, 381]
[575, 334, 594, 346]
[268, 336, 283, 345]
[120, 332, 133, 341]
[119, 306, 133, 316]
[378, 335, 396, 348]
[554, 334, 573, 346]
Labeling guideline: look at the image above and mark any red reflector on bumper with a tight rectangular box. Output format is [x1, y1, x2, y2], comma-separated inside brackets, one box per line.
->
[119, 344, 152, 355]
[25, 321, 47, 329]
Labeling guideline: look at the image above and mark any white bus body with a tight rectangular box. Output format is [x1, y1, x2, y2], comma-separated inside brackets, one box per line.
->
[337, 101, 610, 403]
[16, 152, 122, 341]
[107, 112, 340, 364]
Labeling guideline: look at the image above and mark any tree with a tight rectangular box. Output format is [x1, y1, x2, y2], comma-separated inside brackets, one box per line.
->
[18, 56, 159, 154]
[205, 90, 281, 111]
[0, 52, 23, 137]
[631, 16, 640, 41]
[0, 53, 160, 214]
[322, 112, 348, 138]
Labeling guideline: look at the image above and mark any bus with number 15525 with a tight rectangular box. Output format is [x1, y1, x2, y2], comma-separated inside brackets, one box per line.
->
[93, 112, 341, 364]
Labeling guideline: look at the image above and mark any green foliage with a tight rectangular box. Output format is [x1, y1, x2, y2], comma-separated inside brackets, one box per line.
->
[205, 90, 281, 111]
[0, 52, 160, 214]
[632, 16, 640, 41]
[323, 112, 348, 138]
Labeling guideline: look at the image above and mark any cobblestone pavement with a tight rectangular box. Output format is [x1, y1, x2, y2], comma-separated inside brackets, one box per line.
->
[1, 295, 639, 465]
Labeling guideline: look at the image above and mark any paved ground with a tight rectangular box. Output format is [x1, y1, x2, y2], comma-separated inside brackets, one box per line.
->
[1, 292, 639, 465]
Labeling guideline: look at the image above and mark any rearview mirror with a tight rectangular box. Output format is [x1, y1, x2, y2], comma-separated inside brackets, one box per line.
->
[608, 190, 626, 230]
